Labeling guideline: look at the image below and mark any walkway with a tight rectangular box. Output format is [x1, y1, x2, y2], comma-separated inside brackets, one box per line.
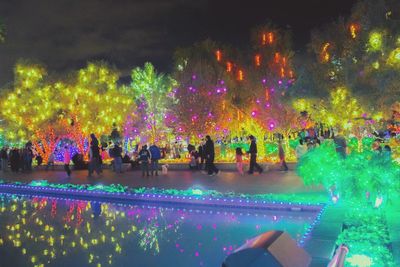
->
[0, 168, 324, 195]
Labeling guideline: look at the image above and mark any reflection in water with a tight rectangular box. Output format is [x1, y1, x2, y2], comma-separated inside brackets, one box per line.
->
[0, 194, 316, 267]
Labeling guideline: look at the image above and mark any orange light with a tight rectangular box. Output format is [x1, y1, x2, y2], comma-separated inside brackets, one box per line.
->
[289, 70, 294, 78]
[349, 24, 357, 39]
[255, 55, 261, 66]
[265, 89, 269, 101]
[280, 67, 285, 78]
[237, 70, 244, 81]
[321, 43, 330, 62]
[226, 61, 232, 72]
[274, 52, 280, 63]
[262, 33, 267, 45]
[216, 50, 222, 62]
[268, 32, 274, 44]
[282, 57, 286, 67]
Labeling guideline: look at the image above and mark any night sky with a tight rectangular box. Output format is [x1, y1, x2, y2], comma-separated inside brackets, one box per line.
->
[0, 0, 358, 86]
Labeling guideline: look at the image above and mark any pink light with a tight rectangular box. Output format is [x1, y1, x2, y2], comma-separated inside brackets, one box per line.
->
[278, 80, 282, 85]
[192, 74, 197, 80]
[251, 111, 257, 117]
[262, 78, 267, 84]
[269, 123, 275, 130]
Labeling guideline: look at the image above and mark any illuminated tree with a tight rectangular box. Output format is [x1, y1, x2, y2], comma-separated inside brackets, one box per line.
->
[169, 40, 234, 140]
[130, 62, 177, 142]
[60, 62, 135, 137]
[0, 62, 60, 144]
[307, 0, 400, 116]
[293, 87, 366, 134]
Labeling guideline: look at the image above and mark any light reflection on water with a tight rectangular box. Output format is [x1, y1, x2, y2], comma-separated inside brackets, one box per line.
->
[0, 194, 317, 267]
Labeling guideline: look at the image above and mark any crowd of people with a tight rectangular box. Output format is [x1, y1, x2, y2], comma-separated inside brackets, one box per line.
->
[185, 135, 264, 176]
[0, 145, 35, 173]
[0, 127, 396, 178]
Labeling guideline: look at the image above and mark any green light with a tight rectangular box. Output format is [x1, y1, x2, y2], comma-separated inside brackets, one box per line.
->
[387, 48, 400, 67]
[191, 189, 203, 196]
[346, 254, 373, 267]
[368, 32, 383, 51]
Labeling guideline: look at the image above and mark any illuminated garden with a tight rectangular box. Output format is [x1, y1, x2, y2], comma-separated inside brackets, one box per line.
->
[0, 0, 399, 266]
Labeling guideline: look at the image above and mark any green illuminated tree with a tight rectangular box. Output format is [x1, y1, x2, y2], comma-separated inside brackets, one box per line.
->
[307, 0, 400, 117]
[130, 62, 177, 142]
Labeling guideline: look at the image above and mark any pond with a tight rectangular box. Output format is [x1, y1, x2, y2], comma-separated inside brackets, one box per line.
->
[0, 193, 318, 267]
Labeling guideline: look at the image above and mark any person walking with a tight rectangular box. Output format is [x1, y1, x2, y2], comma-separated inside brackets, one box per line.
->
[88, 133, 101, 177]
[235, 147, 244, 175]
[64, 146, 71, 178]
[247, 135, 263, 174]
[138, 145, 151, 177]
[113, 142, 123, 173]
[149, 143, 161, 176]
[278, 138, 289, 171]
[205, 135, 219, 176]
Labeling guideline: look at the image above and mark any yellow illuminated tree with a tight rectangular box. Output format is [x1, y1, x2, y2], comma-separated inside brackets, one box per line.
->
[59, 62, 135, 138]
[293, 87, 366, 134]
[0, 62, 60, 144]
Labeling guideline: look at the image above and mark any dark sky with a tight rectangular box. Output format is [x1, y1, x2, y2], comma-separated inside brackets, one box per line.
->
[0, 0, 358, 86]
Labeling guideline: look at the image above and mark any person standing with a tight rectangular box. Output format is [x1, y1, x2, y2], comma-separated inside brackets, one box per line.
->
[64, 146, 71, 178]
[247, 135, 263, 174]
[138, 145, 151, 177]
[45, 151, 55, 171]
[198, 140, 206, 170]
[278, 138, 289, 171]
[149, 142, 161, 176]
[205, 135, 219, 176]
[1, 147, 8, 173]
[113, 142, 123, 173]
[235, 147, 244, 175]
[333, 129, 347, 159]
[295, 139, 308, 162]
[10, 148, 19, 172]
[88, 133, 101, 177]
